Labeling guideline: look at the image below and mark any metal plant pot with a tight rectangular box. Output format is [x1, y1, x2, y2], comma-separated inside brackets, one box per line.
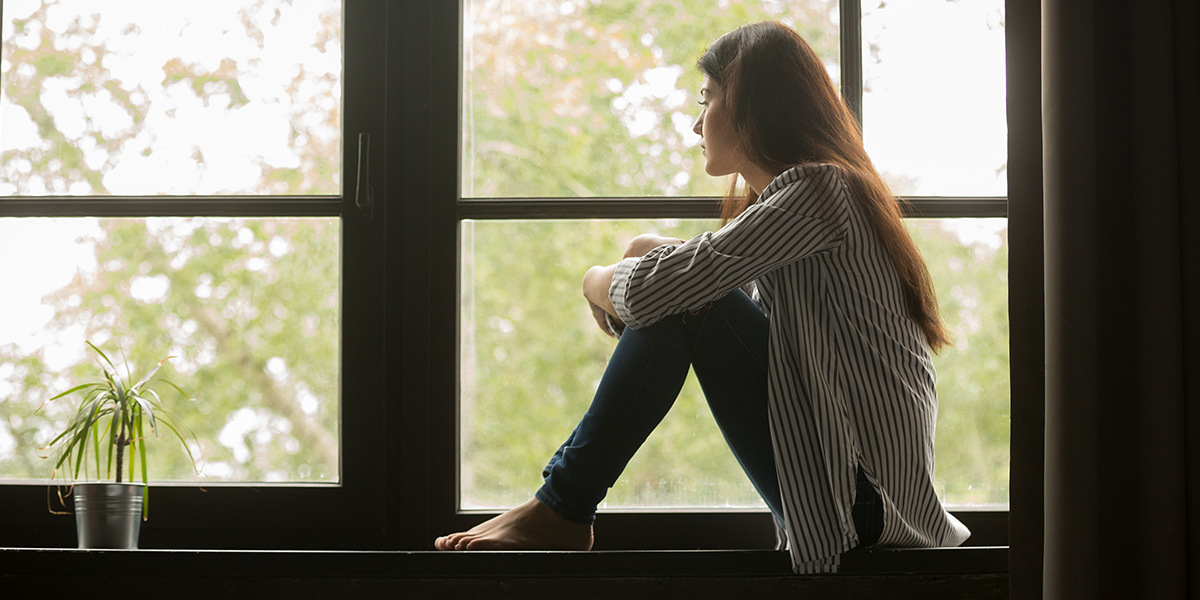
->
[73, 483, 145, 549]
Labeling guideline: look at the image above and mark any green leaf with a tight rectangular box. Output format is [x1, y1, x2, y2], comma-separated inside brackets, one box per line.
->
[128, 433, 136, 483]
[137, 417, 149, 487]
[158, 379, 198, 401]
[86, 340, 115, 371]
[131, 394, 159, 438]
[71, 422, 89, 482]
[91, 419, 101, 479]
[106, 409, 117, 480]
[42, 382, 100, 406]
[143, 388, 164, 408]
[156, 417, 198, 472]
[113, 374, 126, 406]
[131, 355, 173, 393]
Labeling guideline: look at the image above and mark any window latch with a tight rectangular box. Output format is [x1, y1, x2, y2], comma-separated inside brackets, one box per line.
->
[355, 133, 374, 219]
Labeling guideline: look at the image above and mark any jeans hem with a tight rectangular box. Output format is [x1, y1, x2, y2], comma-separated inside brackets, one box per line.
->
[535, 487, 596, 526]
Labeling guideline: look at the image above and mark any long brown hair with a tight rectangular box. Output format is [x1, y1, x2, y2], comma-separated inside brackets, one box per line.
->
[697, 22, 950, 352]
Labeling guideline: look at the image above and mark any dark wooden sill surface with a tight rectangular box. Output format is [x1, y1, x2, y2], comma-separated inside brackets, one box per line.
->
[2, 547, 1009, 599]
[1, 545, 1006, 577]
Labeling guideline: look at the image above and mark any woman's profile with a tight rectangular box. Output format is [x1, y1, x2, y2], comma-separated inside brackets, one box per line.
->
[435, 20, 970, 572]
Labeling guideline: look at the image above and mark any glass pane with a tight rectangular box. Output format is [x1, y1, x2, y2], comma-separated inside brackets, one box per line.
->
[459, 218, 1008, 510]
[0, 217, 340, 483]
[861, 0, 1007, 197]
[459, 218, 763, 510]
[0, 0, 341, 196]
[909, 218, 1009, 507]
[462, 0, 840, 198]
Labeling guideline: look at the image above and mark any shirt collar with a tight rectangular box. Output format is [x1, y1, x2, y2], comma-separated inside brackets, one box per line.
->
[757, 166, 806, 201]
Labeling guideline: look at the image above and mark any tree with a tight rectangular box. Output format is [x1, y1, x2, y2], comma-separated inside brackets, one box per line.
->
[459, 0, 1009, 508]
[1, 0, 1010, 508]
[1, 0, 341, 482]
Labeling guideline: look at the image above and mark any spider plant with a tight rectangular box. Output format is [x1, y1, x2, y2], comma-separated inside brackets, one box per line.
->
[39, 341, 199, 517]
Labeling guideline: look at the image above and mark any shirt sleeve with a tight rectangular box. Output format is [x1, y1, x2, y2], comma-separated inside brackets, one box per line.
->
[610, 172, 849, 330]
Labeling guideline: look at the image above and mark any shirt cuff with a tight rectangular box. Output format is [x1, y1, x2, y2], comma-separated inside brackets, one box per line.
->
[608, 256, 643, 329]
[604, 313, 625, 339]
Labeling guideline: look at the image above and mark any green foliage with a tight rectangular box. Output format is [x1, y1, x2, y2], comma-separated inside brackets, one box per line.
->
[0, 0, 1009, 511]
[463, 0, 838, 198]
[0, 1, 342, 484]
[462, 219, 765, 508]
[462, 218, 1011, 509]
[39, 341, 198, 515]
[0, 0, 339, 196]
[458, 0, 1009, 508]
[0, 217, 340, 483]
[910, 221, 1011, 505]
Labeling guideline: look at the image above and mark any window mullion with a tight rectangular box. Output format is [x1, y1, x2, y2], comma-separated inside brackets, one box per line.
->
[0, 197, 342, 218]
[840, 0, 864, 125]
[455, 197, 1007, 221]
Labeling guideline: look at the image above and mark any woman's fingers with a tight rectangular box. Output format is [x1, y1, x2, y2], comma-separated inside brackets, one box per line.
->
[588, 300, 616, 338]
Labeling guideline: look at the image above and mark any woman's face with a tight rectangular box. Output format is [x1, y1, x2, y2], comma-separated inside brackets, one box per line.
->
[692, 75, 742, 178]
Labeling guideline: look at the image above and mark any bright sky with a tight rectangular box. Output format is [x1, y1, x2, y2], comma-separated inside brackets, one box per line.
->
[0, 0, 338, 367]
[0, 217, 97, 368]
[0, 0, 340, 196]
[861, 0, 1007, 197]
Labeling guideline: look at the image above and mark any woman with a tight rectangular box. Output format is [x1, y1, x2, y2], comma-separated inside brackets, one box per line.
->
[435, 21, 970, 572]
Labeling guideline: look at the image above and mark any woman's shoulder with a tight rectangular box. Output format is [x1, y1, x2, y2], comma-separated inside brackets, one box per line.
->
[761, 163, 852, 216]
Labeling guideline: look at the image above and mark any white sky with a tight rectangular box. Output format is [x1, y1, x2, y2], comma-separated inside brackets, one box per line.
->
[0, 0, 340, 196]
[0, 0, 338, 367]
[861, 0, 1007, 197]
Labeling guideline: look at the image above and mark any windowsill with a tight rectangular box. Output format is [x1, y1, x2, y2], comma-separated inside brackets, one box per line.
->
[1, 545, 1007, 577]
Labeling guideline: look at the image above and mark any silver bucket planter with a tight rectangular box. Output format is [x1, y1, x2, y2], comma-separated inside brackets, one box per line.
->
[73, 483, 145, 549]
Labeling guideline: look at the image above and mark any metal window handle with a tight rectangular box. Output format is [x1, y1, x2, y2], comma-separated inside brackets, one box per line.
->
[355, 133, 374, 219]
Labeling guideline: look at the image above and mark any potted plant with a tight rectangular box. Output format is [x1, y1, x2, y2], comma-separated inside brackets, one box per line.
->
[39, 341, 198, 549]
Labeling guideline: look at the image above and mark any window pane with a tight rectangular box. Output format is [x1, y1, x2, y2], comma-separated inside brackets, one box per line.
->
[462, 0, 839, 199]
[0, 0, 341, 196]
[459, 218, 1009, 510]
[460, 218, 764, 510]
[909, 218, 1009, 507]
[0, 217, 340, 483]
[861, 0, 1007, 197]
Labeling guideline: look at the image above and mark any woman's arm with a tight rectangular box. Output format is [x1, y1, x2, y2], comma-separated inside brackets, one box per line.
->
[583, 263, 618, 316]
[583, 234, 684, 337]
[610, 168, 850, 330]
[584, 264, 621, 337]
[583, 262, 619, 314]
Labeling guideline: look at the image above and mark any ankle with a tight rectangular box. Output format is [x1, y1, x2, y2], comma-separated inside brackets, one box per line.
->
[533, 490, 595, 528]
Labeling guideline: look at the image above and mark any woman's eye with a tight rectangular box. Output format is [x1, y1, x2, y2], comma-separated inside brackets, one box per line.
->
[697, 101, 707, 106]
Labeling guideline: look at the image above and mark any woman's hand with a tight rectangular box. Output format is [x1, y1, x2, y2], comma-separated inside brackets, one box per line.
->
[588, 298, 624, 338]
[583, 264, 624, 337]
[623, 233, 684, 259]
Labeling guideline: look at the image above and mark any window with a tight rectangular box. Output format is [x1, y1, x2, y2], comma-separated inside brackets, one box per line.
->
[0, 0, 388, 548]
[0, 0, 1015, 553]
[444, 0, 1009, 547]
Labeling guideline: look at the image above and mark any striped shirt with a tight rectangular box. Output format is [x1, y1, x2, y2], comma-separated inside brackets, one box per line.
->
[609, 163, 970, 573]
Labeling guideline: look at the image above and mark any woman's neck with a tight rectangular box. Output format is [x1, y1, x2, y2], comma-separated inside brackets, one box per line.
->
[740, 163, 778, 195]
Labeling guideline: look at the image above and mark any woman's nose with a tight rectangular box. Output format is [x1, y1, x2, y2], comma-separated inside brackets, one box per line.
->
[692, 111, 703, 135]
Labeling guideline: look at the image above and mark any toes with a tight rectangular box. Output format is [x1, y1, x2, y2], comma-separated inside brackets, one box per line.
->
[435, 533, 469, 551]
[464, 537, 500, 550]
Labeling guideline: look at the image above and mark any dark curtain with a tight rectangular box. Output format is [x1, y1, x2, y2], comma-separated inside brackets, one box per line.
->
[1041, 0, 1200, 598]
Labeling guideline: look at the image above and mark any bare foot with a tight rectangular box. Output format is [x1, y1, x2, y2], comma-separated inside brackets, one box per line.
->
[434, 497, 594, 551]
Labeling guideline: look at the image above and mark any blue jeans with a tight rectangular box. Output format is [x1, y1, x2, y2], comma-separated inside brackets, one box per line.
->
[536, 290, 783, 524]
[535, 289, 883, 548]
